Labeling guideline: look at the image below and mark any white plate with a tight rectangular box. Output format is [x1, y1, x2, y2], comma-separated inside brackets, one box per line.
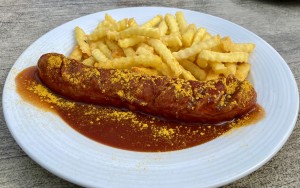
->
[3, 7, 299, 188]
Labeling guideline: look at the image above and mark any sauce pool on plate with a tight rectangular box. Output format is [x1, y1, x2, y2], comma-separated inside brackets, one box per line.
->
[16, 66, 264, 152]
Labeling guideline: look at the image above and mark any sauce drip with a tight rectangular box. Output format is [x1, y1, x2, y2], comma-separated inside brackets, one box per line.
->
[16, 66, 264, 152]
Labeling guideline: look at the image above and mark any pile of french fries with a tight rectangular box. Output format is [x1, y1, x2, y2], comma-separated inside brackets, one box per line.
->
[69, 12, 255, 81]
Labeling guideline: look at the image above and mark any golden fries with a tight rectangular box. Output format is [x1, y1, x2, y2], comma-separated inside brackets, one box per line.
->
[161, 34, 182, 48]
[235, 63, 251, 81]
[182, 24, 197, 47]
[96, 41, 112, 59]
[179, 60, 206, 81]
[81, 57, 95, 66]
[136, 43, 154, 55]
[147, 38, 183, 77]
[221, 36, 255, 53]
[119, 26, 160, 39]
[181, 67, 196, 80]
[198, 50, 249, 63]
[123, 47, 136, 57]
[95, 54, 170, 75]
[142, 15, 163, 28]
[92, 49, 109, 63]
[131, 67, 160, 76]
[75, 27, 91, 56]
[69, 12, 256, 82]
[118, 36, 145, 48]
[192, 28, 206, 45]
[173, 35, 221, 60]
[175, 11, 188, 34]
[158, 20, 168, 36]
[165, 13, 180, 35]
[69, 45, 82, 61]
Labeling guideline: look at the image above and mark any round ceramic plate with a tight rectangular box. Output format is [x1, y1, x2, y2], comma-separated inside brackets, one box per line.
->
[3, 7, 299, 188]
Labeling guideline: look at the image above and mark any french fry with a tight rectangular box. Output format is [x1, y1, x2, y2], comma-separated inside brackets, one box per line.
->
[104, 13, 118, 30]
[235, 63, 251, 81]
[118, 36, 145, 48]
[205, 69, 220, 80]
[81, 57, 95, 66]
[97, 41, 112, 59]
[188, 55, 196, 62]
[161, 34, 182, 48]
[158, 20, 168, 36]
[69, 45, 82, 61]
[196, 58, 208, 68]
[95, 54, 170, 76]
[147, 38, 183, 77]
[123, 47, 136, 57]
[182, 24, 197, 47]
[105, 30, 119, 41]
[209, 61, 230, 75]
[221, 37, 255, 53]
[211, 43, 224, 52]
[131, 67, 160, 76]
[165, 14, 180, 35]
[88, 27, 107, 41]
[220, 36, 232, 51]
[142, 15, 163, 28]
[192, 28, 206, 45]
[92, 49, 109, 63]
[89, 42, 99, 52]
[181, 67, 196, 80]
[105, 13, 117, 24]
[119, 26, 160, 39]
[169, 46, 181, 52]
[198, 50, 249, 63]
[225, 62, 237, 75]
[223, 38, 256, 53]
[105, 39, 124, 58]
[136, 47, 152, 55]
[231, 43, 255, 53]
[116, 18, 128, 31]
[136, 43, 154, 55]
[201, 32, 212, 41]
[138, 43, 154, 52]
[94, 21, 105, 31]
[173, 35, 221, 60]
[179, 60, 206, 81]
[175, 11, 187, 34]
[75, 27, 91, 56]
[128, 18, 138, 27]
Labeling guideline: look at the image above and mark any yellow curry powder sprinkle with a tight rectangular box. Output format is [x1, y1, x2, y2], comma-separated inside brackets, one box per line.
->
[47, 55, 62, 68]
[27, 82, 75, 109]
[239, 80, 253, 107]
[153, 127, 175, 139]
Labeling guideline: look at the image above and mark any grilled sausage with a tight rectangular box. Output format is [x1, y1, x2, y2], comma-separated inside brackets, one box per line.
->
[37, 53, 257, 123]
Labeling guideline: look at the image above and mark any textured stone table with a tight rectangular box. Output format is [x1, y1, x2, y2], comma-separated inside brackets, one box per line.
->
[1, 0, 299, 187]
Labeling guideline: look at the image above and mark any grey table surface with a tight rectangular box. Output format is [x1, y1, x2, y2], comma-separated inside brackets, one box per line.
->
[1, 0, 299, 187]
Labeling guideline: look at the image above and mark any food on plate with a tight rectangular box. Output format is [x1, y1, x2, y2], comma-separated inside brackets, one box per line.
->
[15, 11, 264, 152]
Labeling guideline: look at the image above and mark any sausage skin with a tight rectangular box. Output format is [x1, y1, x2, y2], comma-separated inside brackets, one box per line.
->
[37, 53, 257, 123]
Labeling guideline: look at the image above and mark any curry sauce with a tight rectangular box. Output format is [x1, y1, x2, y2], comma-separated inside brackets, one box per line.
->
[16, 66, 264, 152]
